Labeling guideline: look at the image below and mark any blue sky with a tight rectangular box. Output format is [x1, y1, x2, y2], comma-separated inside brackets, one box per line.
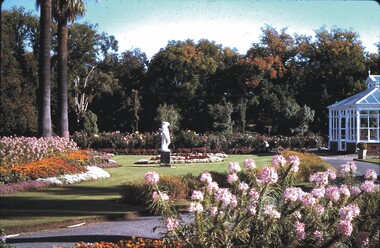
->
[3, 0, 379, 59]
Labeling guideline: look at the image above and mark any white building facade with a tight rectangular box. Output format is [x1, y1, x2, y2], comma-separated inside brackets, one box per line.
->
[328, 75, 380, 155]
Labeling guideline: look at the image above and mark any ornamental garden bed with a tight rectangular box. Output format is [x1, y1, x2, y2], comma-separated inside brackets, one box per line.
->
[134, 152, 228, 164]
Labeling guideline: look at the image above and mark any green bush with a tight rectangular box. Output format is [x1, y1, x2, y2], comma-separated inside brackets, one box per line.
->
[173, 130, 202, 148]
[71, 131, 94, 149]
[121, 175, 190, 205]
[121, 181, 150, 205]
[158, 175, 189, 200]
[71, 131, 326, 152]
[282, 150, 334, 183]
[356, 142, 367, 150]
[79, 111, 99, 134]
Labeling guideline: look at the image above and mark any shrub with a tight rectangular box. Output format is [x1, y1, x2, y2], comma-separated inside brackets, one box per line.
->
[79, 110, 99, 134]
[71, 131, 94, 149]
[71, 131, 326, 153]
[121, 175, 190, 205]
[121, 181, 150, 205]
[357, 142, 367, 150]
[158, 175, 189, 200]
[281, 150, 333, 183]
[173, 130, 202, 148]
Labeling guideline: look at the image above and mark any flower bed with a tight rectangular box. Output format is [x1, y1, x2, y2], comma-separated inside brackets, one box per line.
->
[134, 153, 228, 164]
[0, 150, 92, 184]
[0, 136, 119, 194]
[37, 166, 110, 185]
[75, 237, 165, 248]
[0, 136, 78, 167]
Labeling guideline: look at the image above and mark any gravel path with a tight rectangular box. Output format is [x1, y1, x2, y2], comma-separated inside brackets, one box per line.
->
[6, 155, 379, 248]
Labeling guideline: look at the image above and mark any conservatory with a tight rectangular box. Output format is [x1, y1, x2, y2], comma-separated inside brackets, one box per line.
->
[328, 75, 380, 155]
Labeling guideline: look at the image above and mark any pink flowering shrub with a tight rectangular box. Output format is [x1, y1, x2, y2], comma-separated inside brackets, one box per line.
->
[145, 157, 380, 247]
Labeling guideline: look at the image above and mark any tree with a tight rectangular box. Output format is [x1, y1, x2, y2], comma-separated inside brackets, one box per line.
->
[208, 102, 233, 135]
[300, 27, 367, 132]
[52, 0, 85, 139]
[0, 0, 4, 87]
[101, 48, 146, 132]
[127, 89, 141, 132]
[64, 23, 119, 132]
[144, 39, 229, 132]
[155, 103, 181, 133]
[0, 8, 39, 135]
[365, 42, 380, 75]
[36, 0, 53, 137]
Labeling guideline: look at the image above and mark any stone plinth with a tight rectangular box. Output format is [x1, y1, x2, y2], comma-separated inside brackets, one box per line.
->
[160, 151, 171, 167]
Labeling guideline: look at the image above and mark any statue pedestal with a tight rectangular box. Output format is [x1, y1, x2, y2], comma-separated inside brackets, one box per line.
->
[160, 151, 171, 167]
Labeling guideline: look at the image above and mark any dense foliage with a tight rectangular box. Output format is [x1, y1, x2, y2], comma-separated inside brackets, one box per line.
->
[1, 8, 379, 137]
[146, 157, 380, 247]
[71, 131, 326, 153]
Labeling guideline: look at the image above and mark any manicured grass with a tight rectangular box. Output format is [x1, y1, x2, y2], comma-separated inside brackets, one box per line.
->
[0, 154, 271, 234]
[354, 157, 380, 165]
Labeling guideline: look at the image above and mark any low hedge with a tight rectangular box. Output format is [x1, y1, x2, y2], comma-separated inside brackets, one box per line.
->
[72, 131, 326, 153]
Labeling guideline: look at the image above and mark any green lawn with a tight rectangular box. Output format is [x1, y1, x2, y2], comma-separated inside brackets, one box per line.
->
[354, 157, 380, 165]
[0, 154, 272, 234]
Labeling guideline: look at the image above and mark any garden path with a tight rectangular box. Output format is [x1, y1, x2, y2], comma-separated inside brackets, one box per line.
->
[6, 216, 163, 248]
[320, 154, 379, 175]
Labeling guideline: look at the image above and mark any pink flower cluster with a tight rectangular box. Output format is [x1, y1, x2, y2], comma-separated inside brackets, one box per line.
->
[260, 166, 278, 184]
[243, 159, 256, 169]
[227, 173, 239, 184]
[336, 204, 360, 237]
[228, 162, 241, 173]
[309, 170, 336, 186]
[364, 169, 377, 181]
[145, 171, 159, 185]
[165, 217, 180, 231]
[152, 191, 169, 201]
[215, 188, 233, 207]
[295, 221, 306, 239]
[191, 190, 204, 201]
[283, 187, 317, 206]
[264, 204, 281, 219]
[189, 202, 204, 212]
[339, 203, 360, 221]
[337, 219, 353, 237]
[288, 155, 300, 172]
[200, 171, 212, 183]
[339, 161, 357, 175]
[272, 155, 286, 167]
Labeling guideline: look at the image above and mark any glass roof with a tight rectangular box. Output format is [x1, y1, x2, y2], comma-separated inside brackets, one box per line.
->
[328, 87, 380, 109]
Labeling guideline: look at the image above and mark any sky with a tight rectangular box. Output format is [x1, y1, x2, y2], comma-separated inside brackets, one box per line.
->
[3, 0, 380, 59]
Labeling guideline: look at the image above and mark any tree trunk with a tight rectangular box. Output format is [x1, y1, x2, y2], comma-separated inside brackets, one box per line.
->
[38, 0, 52, 137]
[57, 18, 69, 139]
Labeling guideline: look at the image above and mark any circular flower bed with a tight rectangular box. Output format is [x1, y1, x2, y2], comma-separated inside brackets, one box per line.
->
[134, 153, 228, 164]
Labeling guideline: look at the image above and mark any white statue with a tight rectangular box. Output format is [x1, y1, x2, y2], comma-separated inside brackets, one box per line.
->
[161, 121, 171, 152]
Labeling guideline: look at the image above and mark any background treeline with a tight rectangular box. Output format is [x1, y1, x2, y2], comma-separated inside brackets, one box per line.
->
[1, 7, 379, 137]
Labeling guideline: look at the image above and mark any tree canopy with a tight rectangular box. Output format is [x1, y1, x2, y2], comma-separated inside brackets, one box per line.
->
[1, 7, 378, 136]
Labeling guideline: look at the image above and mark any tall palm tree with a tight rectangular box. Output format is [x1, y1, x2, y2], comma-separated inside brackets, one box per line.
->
[36, 0, 53, 137]
[53, 0, 85, 139]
